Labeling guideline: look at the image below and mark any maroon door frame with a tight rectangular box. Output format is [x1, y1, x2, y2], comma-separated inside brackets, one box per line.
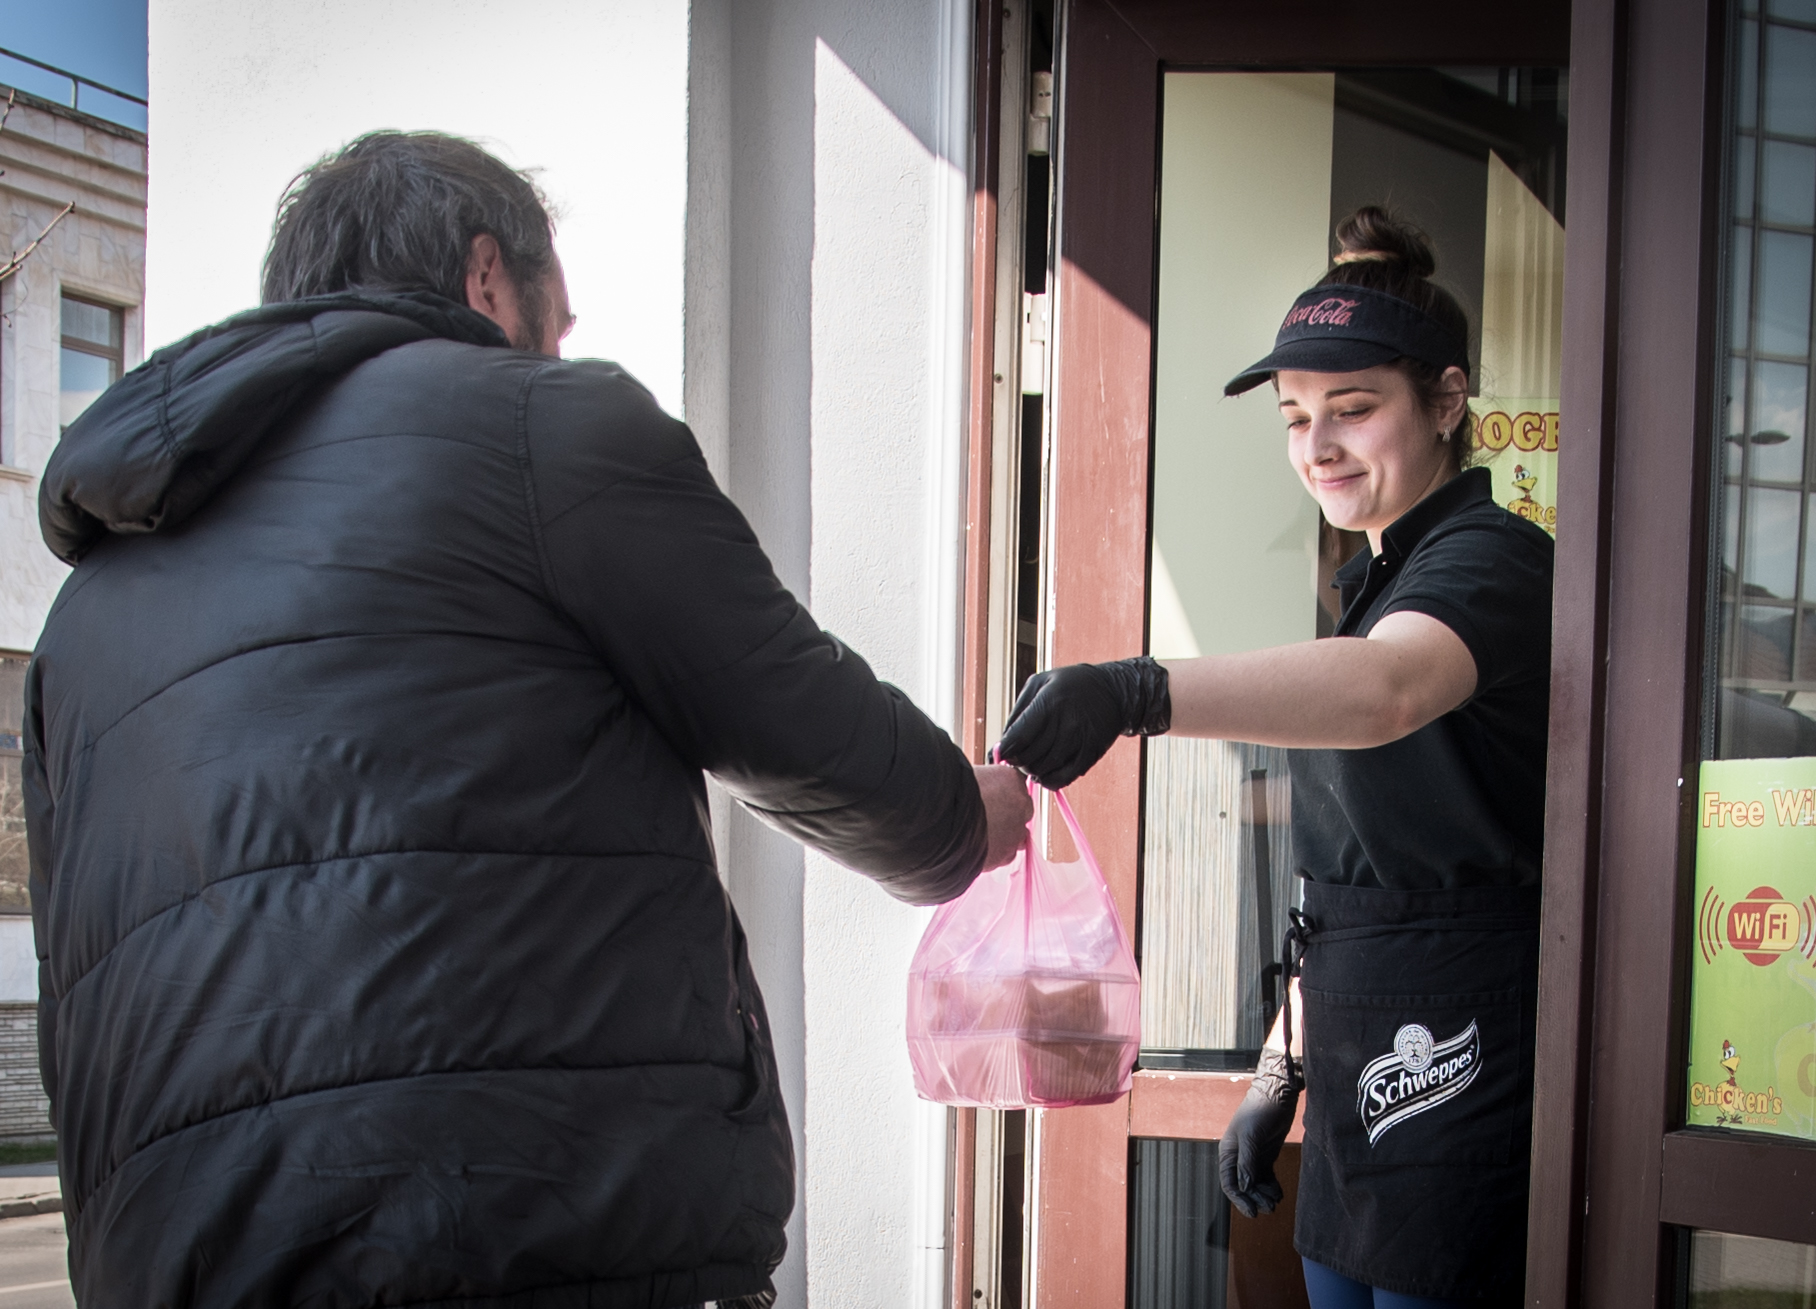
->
[992, 0, 1816, 1304]
[1029, 2, 1572, 1306]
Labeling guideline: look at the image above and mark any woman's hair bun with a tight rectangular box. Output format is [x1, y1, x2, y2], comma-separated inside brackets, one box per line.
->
[1333, 205, 1437, 279]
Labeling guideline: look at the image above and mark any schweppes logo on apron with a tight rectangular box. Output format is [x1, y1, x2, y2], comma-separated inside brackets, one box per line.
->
[1356, 1021, 1483, 1145]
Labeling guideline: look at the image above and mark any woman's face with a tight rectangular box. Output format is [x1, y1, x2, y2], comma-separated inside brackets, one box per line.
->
[1277, 363, 1467, 541]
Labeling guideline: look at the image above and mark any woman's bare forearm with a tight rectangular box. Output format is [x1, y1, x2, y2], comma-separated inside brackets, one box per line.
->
[1262, 978, 1304, 1056]
[1160, 610, 1476, 749]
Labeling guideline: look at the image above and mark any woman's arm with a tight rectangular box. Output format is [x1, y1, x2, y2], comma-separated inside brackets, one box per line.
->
[1162, 610, 1477, 749]
[1262, 978, 1304, 1056]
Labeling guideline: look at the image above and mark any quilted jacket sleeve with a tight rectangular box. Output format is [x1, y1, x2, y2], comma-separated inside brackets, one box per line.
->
[520, 360, 986, 906]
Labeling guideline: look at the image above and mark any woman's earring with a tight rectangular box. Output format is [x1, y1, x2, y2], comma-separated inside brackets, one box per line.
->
[1439, 430, 1451, 443]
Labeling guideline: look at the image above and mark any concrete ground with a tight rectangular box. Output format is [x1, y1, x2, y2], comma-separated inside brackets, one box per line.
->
[0, 1164, 70, 1306]
[0, 1212, 70, 1307]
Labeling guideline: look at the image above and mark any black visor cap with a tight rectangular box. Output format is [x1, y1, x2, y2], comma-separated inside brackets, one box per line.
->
[1224, 283, 1469, 397]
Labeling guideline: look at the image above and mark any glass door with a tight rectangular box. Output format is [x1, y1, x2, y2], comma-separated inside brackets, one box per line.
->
[1023, 5, 1572, 1305]
[1140, 67, 1569, 1074]
[1126, 65, 1567, 1303]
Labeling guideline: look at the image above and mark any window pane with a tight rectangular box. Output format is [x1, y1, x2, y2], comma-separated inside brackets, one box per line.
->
[1735, 226, 1756, 353]
[1699, 4, 1816, 1140]
[1737, 134, 1758, 220]
[1762, 137, 1816, 224]
[1757, 229, 1813, 355]
[1689, 1230, 1816, 1304]
[1734, 603, 1794, 678]
[1741, 18, 1761, 131]
[1730, 357, 1750, 478]
[1765, 23, 1816, 138]
[1750, 359, 1807, 480]
[1796, 605, 1816, 678]
[1745, 486, 1802, 598]
[1728, 483, 1744, 582]
[60, 297, 119, 351]
[59, 348, 113, 429]
[1769, 0, 1816, 21]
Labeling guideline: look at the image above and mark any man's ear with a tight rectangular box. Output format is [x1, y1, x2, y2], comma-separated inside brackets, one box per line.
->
[464, 234, 506, 317]
[464, 233, 531, 348]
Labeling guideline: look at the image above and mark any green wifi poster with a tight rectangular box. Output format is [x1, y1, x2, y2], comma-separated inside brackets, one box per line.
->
[1687, 757, 1816, 1139]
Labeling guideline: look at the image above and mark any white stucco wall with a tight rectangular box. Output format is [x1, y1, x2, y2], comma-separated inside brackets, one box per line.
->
[693, 3, 971, 1304]
[146, 0, 689, 415]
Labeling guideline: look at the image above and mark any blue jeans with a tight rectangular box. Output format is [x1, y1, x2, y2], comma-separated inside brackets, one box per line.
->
[1302, 1258, 1469, 1309]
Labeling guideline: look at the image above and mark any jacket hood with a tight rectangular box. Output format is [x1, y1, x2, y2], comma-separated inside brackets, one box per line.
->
[40, 291, 507, 564]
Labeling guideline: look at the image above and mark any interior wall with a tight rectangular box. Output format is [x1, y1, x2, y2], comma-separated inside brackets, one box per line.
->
[1150, 72, 1334, 660]
[1329, 102, 1488, 386]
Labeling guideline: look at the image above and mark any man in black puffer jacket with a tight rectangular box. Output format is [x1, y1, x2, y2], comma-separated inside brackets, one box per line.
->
[25, 132, 1029, 1308]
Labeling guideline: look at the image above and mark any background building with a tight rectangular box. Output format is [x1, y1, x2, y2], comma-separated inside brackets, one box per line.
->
[0, 79, 145, 1144]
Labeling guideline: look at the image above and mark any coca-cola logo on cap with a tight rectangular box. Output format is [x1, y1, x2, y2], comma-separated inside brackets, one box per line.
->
[1281, 296, 1361, 331]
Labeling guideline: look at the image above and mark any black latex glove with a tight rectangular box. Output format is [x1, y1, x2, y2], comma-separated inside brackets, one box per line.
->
[1218, 1047, 1300, 1219]
[995, 658, 1170, 789]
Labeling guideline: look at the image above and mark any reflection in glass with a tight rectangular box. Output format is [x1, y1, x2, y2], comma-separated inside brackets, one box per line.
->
[1736, 604, 1795, 680]
[1738, 137, 1759, 221]
[59, 348, 112, 431]
[1803, 491, 1816, 592]
[1766, 23, 1816, 136]
[1763, 138, 1816, 225]
[1752, 360, 1808, 480]
[1770, 0, 1816, 21]
[1734, 226, 1754, 353]
[1731, 360, 1749, 479]
[60, 298, 119, 350]
[1758, 231, 1814, 357]
[1797, 606, 1816, 680]
[1688, 1229, 1816, 1306]
[1741, 18, 1761, 131]
[1716, 0, 1816, 745]
[1728, 484, 1744, 575]
[1745, 486, 1802, 597]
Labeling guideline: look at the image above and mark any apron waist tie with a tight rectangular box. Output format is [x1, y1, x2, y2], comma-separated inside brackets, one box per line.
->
[1277, 908, 1540, 1092]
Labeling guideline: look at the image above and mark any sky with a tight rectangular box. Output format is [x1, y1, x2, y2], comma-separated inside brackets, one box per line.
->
[0, 0, 148, 130]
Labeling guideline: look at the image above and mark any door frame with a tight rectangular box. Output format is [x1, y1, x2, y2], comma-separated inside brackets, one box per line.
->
[956, 0, 1816, 1302]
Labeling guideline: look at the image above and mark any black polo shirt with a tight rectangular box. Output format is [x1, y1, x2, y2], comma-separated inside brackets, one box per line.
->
[1288, 466, 1555, 890]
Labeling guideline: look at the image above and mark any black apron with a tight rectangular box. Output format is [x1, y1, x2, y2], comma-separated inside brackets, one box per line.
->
[1287, 878, 1540, 1302]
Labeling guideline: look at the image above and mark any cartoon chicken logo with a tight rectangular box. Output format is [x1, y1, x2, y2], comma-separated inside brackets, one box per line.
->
[1722, 1039, 1740, 1086]
[1507, 466, 1541, 517]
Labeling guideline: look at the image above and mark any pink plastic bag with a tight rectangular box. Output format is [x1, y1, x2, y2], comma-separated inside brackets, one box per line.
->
[906, 783, 1140, 1109]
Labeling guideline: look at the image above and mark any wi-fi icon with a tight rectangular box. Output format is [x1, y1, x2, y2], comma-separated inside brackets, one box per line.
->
[1801, 897, 1816, 961]
[1700, 887, 1727, 965]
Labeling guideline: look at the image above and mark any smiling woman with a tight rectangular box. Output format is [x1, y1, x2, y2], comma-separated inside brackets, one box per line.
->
[995, 207, 1557, 1307]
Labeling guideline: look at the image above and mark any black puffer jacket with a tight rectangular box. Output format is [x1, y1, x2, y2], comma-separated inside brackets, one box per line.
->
[26, 293, 985, 1308]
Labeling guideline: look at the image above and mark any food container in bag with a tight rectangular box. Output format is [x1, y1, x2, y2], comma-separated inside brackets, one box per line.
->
[906, 782, 1140, 1109]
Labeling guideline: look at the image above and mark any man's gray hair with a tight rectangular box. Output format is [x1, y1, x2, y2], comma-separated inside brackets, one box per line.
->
[261, 131, 555, 327]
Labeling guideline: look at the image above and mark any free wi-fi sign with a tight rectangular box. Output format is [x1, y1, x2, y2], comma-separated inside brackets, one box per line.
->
[1698, 885, 1816, 966]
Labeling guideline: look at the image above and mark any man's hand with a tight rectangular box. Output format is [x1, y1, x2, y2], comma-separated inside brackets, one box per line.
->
[974, 764, 1033, 871]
